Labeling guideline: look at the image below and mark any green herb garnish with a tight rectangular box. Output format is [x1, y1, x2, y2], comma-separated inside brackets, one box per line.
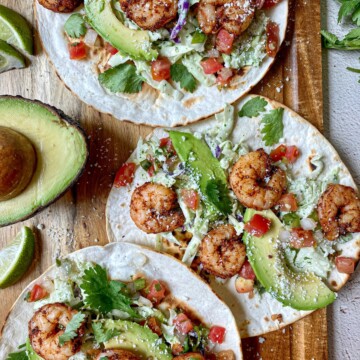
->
[238, 96, 268, 118]
[260, 108, 284, 146]
[205, 179, 232, 215]
[170, 63, 197, 93]
[6, 351, 28, 360]
[92, 322, 120, 344]
[59, 312, 86, 346]
[64, 14, 87, 39]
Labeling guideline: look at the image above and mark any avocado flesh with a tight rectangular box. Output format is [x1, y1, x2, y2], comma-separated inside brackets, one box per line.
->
[0, 96, 88, 226]
[243, 209, 336, 310]
[84, 0, 158, 61]
[103, 319, 172, 360]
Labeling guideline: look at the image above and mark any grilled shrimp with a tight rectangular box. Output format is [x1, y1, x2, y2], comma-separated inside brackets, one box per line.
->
[119, 0, 178, 31]
[229, 149, 287, 210]
[317, 184, 360, 241]
[174, 353, 205, 360]
[197, 0, 255, 35]
[37, 0, 82, 13]
[28, 303, 85, 360]
[96, 349, 140, 360]
[130, 182, 185, 233]
[198, 224, 246, 278]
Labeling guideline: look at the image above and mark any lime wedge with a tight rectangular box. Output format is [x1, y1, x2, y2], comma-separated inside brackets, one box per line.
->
[0, 39, 25, 73]
[0, 5, 33, 55]
[0, 226, 35, 288]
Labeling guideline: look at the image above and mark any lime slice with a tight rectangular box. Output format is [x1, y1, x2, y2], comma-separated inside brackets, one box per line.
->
[0, 5, 33, 55]
[0, 226, 35, 288]
[0, 39, 25, 73]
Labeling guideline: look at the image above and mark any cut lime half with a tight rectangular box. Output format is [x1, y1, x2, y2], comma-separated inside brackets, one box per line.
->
[0, 39, 25, 73]
[0, 226, 35, 289]
[0, 5, 33, 55]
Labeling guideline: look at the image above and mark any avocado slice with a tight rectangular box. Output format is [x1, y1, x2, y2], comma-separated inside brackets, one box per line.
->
[243, 209, 336, 310]
[169, 131, 231, 215]
[103, 319, 172, 360]
[84, 0, 158, 61]
[0, 96, 88, 227]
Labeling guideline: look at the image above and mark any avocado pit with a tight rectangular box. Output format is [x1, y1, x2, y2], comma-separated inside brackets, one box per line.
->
[0, 126, 36, 201]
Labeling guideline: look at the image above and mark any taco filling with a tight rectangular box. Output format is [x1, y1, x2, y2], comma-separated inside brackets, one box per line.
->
[7, 258, 234, 359]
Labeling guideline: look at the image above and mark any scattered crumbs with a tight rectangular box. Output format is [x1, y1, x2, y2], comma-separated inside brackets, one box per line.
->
[282, 328, 286, 334]
[94, 238, 99, 243]
[37, 224, 45, 230]
[258, 337, 266, 344]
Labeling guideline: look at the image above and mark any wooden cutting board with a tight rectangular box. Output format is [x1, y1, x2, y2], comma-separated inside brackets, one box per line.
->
[0, 0, 326, 359]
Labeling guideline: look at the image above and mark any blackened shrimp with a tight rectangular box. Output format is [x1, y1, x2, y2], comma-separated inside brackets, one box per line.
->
[130, 182, 185, 233]
[96, 349, 141, 360]
[28, 303, 85, 360]
[198, 224, 246, 278]
[119, 0, 178, 31]
[229, 149, 287, 210]
[317, 184, 360, 240]
[197, 0, 255, 36]
[174, 353, 205, 360]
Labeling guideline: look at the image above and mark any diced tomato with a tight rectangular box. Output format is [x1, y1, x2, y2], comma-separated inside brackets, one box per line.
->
[151, 58, 171, 81]
[277, 193, 298, 212]
[205, 354, 217, 360]
[28, 284, 48, 302]
[68, 42, 87, 60]
[290, 228, 316, 249]
[147, 317, 162, 336]
[216, 29, 235, 55]
[216, 67, 233, 86]
[146, 280, 167, 304]
[147, 164, 155, 177]
[244, 214, 271, 237]
[181, 189, 199, 211]
[209, 326, 226, 344]
[284, 145, 300, 163]
[201, 58, 223, 74]
[159, 137, 176, 154]
[239, 259, 256, 280]
[335, 257, 356, 274]
[266, 21, 280, 57]
[105, 42, 118, 55]
[114, 162, 136, 187]
[173, 313, 194, 334]
[270, 144, 287, 162]
[263, 0, 282, 9]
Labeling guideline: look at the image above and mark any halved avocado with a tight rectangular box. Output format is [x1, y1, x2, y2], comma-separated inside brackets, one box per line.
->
[0, 96, 88, 226]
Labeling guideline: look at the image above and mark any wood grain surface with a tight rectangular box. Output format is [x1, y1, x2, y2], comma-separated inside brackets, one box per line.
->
[0, 0, 327, 359]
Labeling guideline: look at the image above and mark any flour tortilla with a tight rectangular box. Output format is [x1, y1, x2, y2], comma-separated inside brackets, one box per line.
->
[35, 2, 288, 127]
[106, 94, 360, 337]
[0, 242, 242, 358]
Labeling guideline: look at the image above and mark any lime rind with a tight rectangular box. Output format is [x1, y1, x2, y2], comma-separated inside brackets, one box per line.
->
[0, 39, 25, 73]
[0, 226, 35, 289]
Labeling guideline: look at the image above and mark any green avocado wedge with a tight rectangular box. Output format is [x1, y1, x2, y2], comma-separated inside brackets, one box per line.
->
[84, 0, 158, 61]
[243, 209, 336, 310]
[0, 96, 88, 227]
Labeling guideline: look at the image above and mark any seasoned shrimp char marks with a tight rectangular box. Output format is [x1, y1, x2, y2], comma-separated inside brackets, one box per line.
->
[96, 349, 141, 360]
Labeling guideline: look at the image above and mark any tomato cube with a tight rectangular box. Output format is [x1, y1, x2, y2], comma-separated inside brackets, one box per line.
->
[114, 162, 136, 187]
[244, 214, 271, 237]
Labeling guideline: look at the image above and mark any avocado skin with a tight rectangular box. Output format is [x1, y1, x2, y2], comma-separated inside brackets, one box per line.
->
[0, 96, 88, 227]
[243, 209, 336, 310]
[84, 0, 158, 61]
[103, 319, 172, 360]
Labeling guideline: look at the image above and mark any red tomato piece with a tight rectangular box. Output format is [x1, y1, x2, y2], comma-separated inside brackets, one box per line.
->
[68, 42, 87, 60]
[263, 0, 282, 9]
[284, 145, 300, 163]
[209, 326, 226, 344]
[151, 58, 171, 81]
[216, 29, 235, 55]
[201, 58, 223, 74]
[146, 280, 167, 304]
[239, 259, 256, 280]
[270, 144, 287, 162]
[277, 193, 298, 212]
[335, 257, 356, 274]
[290, 228, 316, 249]
[173, 313, 194, 334]
[181, 189, 199, 210]
[159, 137, 176, 154]
[266, 21, 280, 57]
[114, 162, 136, 187]
[29, 284, 48, 302]
[244, 214, 271, 237]
[105, 42, 118, 55]
[216, 67, 233, 86]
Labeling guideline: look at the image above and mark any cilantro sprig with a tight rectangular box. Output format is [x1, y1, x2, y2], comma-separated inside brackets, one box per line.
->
[170, 63, 197, 93]
[260, 108, 284, 146]
[6, 351, 28, 360]
[64, 14, 87, 39]
[205, 179, 232, 215]
[92, 322, 120, 344]
[58, 312, 86, 346]
[238, 96, 268, 117]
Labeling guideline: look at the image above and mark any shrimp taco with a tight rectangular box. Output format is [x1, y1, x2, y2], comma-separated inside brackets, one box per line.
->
[35, 0, 288, 126]
[106, 94, 360, 337]
[0, 242, 242, 359]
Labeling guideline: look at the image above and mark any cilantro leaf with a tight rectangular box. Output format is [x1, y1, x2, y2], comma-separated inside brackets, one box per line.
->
[205, 179, 232, 215]
[260, 108, 284, 146]
[64, 14, 87, 39]
[92, 322, 120, 344]
[99, 64, 144, 94]
[321, 29, 360, 49]
[238, 97, 268, 118]
[80, 264, 140, 318]
[58, 312, 86, 346]
[6, 351, 28, 360]
[100, 357, 109, 360]
[338, 0, 360, 23]
[170, 63, 197, 93]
